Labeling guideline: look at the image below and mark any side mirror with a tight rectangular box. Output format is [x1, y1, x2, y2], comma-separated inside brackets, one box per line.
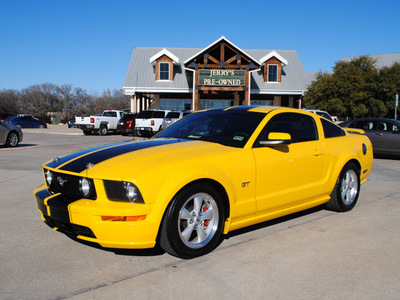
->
[259, 132, 292, 146]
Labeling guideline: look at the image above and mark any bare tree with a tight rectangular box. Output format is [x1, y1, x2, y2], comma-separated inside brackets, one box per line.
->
[56, 84, 94, 120]
[20, 83, 62, 119]
[0, 89, 20, 114]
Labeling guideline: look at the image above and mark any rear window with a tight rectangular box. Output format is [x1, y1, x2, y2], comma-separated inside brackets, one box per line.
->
[103, 111, 117, 117]
[120, 114, 136, 121]
[321, 118, 345, 138]
[165, 112, 181, 118]
[137, 111, 166, 119]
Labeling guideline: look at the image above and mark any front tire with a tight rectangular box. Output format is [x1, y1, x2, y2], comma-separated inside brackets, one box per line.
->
[6, 132, 19, 147]
[160, 183, 225, 258]
[325, 162, 360, 212]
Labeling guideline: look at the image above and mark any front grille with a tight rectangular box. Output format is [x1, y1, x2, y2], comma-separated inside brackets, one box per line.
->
[45, 170, 97, 202]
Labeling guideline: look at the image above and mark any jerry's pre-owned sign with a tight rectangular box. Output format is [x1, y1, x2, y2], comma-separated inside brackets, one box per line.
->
[198, 69, 246, 86]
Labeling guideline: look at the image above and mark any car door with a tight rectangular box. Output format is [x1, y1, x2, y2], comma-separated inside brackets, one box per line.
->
[373, 121, 400, 156]
[21, 116, 33, 128]
[252, 112, 327, 213]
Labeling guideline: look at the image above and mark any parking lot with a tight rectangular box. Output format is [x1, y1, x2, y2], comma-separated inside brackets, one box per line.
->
[1, 125, 399, 300]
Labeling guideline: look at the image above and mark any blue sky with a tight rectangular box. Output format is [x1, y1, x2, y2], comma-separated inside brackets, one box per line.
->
[1, 0, 399, 95]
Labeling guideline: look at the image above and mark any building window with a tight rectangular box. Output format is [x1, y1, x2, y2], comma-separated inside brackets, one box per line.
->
[159, 62, 170, 80]
[251, 100, 274, 106]
[160, 99, 191, 110]
[268, 65, 278, 82]
[200, 100, 234, 110]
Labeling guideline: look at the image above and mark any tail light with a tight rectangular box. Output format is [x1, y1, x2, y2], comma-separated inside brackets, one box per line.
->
[90, 117, 94, 123]
[127, 120, 133, 128]
[151, 120, 155, 126]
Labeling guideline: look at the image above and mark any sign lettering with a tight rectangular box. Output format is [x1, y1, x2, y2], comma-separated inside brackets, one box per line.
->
[198, 69, 246, 87]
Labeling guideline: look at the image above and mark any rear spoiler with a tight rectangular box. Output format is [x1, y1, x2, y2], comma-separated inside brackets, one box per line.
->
[344, 128, 365, 135]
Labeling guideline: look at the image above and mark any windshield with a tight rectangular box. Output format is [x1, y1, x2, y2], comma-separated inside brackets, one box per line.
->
[155, 110, 265, 148]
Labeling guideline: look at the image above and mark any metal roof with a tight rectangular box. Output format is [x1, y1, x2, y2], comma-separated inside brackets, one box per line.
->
[341, 53, 400, 69]
[123, 46, 314, 95]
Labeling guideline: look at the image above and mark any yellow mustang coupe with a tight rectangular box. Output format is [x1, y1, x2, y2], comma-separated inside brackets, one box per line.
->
[34, 107, 373, 258]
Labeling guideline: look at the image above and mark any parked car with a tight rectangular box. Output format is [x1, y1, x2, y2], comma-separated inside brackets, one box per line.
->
[4, 115, 47, 128]
[134, 109, 170, 136]
[34, 106, 373, 258]
[117, 113, 137, 136]
[68, 117, 76, 128]
[304, 108, 334, 122]
[340, 117, 400, 157]
[0, 121, 23, 147]
[75, 110, 125, 135]
[162, 111, 191, 129]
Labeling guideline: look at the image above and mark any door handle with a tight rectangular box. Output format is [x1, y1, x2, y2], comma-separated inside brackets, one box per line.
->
[313, 149, 324, 157]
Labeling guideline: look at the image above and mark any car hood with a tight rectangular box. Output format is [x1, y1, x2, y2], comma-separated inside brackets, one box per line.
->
[44, 138, 238, 179]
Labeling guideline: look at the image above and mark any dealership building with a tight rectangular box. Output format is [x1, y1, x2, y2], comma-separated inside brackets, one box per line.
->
[123, 36, 315, 112]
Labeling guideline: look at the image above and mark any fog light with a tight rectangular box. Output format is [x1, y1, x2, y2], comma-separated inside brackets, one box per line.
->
[80, 178, 92, 198]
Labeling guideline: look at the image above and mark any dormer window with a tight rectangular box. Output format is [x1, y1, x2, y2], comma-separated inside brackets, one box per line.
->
[150, 48, 180, 82]
[259, 51, 288, 83]
[159, 62, 170, 80]
[268, 65, 278, 82]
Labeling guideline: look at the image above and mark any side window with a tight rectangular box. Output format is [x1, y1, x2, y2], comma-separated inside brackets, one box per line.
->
[255, 112, 318, 146]
[377, 121, 388, 131]
[351, 121, 375, 130]
[321, 118, 345, 138]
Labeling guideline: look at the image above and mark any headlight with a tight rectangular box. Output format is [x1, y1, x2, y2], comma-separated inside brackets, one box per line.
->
[103, 180, 144, 203]
[79, 177, 93, 198]
[125, 182, 138, 202]
[45, 170, 53, 186]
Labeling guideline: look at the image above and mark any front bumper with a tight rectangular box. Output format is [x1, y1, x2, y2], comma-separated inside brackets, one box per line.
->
[33, 185, 159, 249]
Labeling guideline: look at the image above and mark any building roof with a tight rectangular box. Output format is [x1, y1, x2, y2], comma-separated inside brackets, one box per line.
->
[123, 45, 314, 95]
[341, 53, 400, 69]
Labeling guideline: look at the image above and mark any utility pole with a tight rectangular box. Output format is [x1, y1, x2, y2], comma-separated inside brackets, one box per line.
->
[396, 94, 398, 120]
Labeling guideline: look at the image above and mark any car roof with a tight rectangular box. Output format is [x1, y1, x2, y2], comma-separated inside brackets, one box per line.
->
[199, 106, 309, 115]
[344, 117, 399, 123]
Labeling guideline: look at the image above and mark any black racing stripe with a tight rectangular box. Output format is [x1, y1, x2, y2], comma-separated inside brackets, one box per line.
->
[46, 142, 125, 169]
[59, 139, 183, 173]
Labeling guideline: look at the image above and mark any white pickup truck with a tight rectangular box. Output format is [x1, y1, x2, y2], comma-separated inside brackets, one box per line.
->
[134, 109, 170, 137]
[75, 110, 125, 135]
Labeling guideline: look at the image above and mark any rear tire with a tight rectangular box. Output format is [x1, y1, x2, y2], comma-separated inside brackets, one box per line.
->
[99, 126, 108, 135]
[160, 183, 225, 259]
[325, 162, 360, 212]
